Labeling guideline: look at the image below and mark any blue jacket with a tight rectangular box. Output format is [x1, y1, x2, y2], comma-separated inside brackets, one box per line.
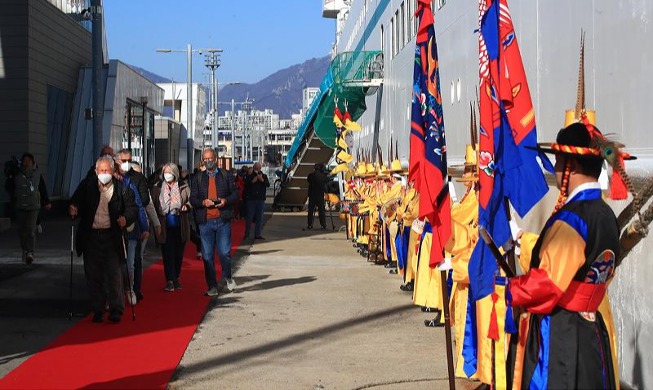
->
[123, 176, 149, 240]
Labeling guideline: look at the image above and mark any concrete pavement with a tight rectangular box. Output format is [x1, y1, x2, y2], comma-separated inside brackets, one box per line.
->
[168, 212, 475, 390]
[0, 208, 477, 389]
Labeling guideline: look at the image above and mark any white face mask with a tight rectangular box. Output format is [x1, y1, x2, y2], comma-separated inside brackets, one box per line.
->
[98, 173, 112, 185]
[120, 162, 131, 173]
[164, 173, 175, 183]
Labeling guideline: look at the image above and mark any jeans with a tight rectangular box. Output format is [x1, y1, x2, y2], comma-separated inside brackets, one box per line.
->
[125, 239, 138, 291]
[134, 239, 143, 294]
[245, 199, 265, 237]
[199, 217, 232, 288]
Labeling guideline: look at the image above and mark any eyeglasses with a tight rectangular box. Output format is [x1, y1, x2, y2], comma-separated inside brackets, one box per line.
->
[203, 158, 216, 162]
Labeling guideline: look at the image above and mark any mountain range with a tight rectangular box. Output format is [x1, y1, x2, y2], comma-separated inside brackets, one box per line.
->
[130, 55, 330, 118]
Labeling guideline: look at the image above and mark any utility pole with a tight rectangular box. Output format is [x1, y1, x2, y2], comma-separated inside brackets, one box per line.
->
[217, 97, 250, 161]
[204, 50, 222, 151]
[91, 0, 104, 157]
[231, 99, 236, 159]
[243, 98, 254, 161]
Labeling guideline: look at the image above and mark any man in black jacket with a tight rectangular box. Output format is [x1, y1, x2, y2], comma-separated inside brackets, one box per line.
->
[190, 149, 239, 296]
[69, 157, 137, 323]
[244, 162, 270, 239]
[306, 163, 328, 230]
[116, 149, 150, 207]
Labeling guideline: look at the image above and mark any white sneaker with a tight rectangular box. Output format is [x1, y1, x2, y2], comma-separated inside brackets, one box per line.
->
[226, 278, 237, 292]
[36, 224, 43, 234]
[128, 291, 137, 305]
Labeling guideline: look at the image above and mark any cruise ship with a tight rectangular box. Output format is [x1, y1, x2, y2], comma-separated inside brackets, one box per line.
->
[280, 1, 652, 388]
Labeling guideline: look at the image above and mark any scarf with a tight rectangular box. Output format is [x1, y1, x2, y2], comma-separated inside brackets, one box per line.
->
[160, 181, 182, 215]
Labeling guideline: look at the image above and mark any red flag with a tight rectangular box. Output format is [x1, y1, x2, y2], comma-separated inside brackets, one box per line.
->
[409, 0, 451, 267]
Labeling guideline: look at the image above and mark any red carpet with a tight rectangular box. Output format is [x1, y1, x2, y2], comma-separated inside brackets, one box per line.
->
[0, 220, 245, 390]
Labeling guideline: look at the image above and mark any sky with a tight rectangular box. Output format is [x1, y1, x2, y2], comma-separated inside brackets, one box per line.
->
[103, 1, 335, 85]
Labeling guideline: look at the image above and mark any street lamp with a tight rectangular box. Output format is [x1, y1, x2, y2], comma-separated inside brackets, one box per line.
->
[156, 44, 195, 167]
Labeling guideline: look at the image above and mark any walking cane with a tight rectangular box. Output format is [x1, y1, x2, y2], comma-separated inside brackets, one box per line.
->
[68, 216, 75, 320]
[121, 231, 136, 321]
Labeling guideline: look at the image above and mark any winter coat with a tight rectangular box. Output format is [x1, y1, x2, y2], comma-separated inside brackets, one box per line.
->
[151, 179, 191, 244]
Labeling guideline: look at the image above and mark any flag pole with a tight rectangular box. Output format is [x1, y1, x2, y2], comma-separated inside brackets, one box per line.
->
[440, 268, 456, 390]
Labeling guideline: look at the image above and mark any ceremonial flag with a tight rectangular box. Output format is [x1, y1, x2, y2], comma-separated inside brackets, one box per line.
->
[463, 0, 553, 375]
[409, 0, 451, 267]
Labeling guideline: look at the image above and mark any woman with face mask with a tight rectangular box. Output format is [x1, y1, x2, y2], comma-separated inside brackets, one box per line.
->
[151, 163, 191, 292]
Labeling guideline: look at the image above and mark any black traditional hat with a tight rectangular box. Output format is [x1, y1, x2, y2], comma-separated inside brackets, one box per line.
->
[532, 122, 635, 163]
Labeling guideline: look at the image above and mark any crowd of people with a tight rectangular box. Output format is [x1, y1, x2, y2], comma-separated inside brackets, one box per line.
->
[35, 146, 268, 323]
[340, 120, 624, 389]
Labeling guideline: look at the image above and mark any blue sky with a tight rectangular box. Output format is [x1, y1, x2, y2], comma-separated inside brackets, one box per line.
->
[104, 1, 335, 84]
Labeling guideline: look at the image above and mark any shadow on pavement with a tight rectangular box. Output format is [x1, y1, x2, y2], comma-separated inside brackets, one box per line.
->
[235, 276, 317, 292]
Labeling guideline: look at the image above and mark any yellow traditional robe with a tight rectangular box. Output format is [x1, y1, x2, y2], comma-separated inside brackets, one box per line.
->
[413, 218, 443, 311]
[446, 189, 479, 379]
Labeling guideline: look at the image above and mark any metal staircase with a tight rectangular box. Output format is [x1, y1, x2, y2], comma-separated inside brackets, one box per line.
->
[273, 132, 333, 210]
[274, 51, 383, 211]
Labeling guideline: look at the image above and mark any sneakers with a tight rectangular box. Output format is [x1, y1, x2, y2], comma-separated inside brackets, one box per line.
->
[36, 224, 43, 234]
[164, 281, 175, 292]
[25, 252, 34, 265]
[226, 278, 237, 291]
[204, 286, 219, 296]
[174, 279, 182, 290]
[127, 291, 137, 305]
[196, 251, 202, 259]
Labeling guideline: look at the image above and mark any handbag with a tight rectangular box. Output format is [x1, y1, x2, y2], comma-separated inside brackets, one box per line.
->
[166, 211, 181, 228]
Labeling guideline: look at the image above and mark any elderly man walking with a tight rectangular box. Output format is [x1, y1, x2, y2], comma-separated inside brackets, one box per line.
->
[190, 149, 239, 296]
[69, 156, 137, 323]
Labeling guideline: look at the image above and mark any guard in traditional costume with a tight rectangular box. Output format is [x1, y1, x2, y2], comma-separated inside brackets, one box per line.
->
[445, 145, 480, 378]
[508, 121, 633, 389]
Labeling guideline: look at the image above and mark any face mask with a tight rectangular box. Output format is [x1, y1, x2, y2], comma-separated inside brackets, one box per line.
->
[98, 173, 112, 185]
[164, 173, 175, 183]
[120, 162, 131, 173]
[204, 160, 216, 170]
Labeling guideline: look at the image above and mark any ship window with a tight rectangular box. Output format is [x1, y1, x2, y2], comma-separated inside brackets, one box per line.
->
[399, 2, 406, 47]
[457, 78, 462, 102]
[395, 10, 400, 54]
[390, 17, 395, 58]
[450, 81, 455, 105]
